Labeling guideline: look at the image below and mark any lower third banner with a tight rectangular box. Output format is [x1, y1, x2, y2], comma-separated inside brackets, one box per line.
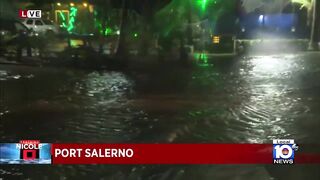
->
[2, 142, 320, 164]
[51, 144, 273, 164]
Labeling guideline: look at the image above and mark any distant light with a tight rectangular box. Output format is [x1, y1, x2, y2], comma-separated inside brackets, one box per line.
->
[241, 28, 246, 32]
[291, 27, 296, 32]
[213, 36, 220, 44]
[70, 3, 75, 6]
[116, 30, 120, 35]
[89, 4, 94, 13]
[83, 3, 88, 7]
[134, 33, 138, 37]
[57, 2, 61, 6]
[259, 15, 264, 23]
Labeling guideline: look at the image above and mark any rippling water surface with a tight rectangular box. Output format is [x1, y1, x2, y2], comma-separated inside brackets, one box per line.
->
[1, 53, 320, 179]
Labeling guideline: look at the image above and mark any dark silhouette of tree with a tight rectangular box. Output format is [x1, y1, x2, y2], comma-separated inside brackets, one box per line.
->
[29, 0, 173, 56]
[310, 0, 320, 50]
[108, 0, 172, 56]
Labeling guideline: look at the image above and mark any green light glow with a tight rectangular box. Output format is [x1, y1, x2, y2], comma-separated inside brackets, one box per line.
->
[59, 11, 66, 21]
[196, 0, 215, 11]
[62, 22, 67, 28]
[202, 0, 208, 10]
[67, 7, 78, 32]
[155, 0, 221, 36]
[134, 33, 138, 38]
[194, 53, 210, 67]
[104, 27, 112, 36]
[58, 11, 68, 28]
[70, 7, 77, 16]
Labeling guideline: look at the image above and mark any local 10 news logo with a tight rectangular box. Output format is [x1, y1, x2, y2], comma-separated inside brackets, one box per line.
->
[273, 139, 299, 165]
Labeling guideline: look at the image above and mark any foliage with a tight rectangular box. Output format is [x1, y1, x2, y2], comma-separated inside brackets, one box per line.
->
[292, 0, 313, 9]
[154, 0, 239, 36]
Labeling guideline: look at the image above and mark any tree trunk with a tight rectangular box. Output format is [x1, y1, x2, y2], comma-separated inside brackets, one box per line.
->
[187, 0, 193, 45]
[308, 0, 320, 50]
[116, 0, 129, 57]
[139, 14, 154, 56]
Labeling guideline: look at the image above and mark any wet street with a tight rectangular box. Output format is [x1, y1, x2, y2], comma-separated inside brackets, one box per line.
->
[1, 53, 320, 179]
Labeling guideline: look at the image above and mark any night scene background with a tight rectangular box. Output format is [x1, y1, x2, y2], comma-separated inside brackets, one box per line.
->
[1, 0, 320, 179]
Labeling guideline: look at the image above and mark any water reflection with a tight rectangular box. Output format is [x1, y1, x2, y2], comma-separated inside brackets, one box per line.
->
[235, 55, 298, 143]
[0, 53, 320, 179]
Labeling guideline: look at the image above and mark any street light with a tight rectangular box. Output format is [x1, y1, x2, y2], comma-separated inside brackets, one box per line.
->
[56, 2, 61, 6]
[70, 3, 75, 7]
[83, 3, 88, 7]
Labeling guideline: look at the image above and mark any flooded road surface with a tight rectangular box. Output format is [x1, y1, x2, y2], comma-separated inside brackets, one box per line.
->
[1, 53, 320, 179]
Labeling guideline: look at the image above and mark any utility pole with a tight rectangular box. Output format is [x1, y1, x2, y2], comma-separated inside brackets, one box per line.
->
[308, 0, 320, 50]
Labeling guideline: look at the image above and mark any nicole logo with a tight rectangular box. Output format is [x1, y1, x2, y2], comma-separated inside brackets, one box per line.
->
[0, 140, 51, 164]
[17, 140, 42, 161]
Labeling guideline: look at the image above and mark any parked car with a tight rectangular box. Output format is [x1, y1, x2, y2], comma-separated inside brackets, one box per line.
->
[21, 19, 60, 35]
[0, 18, 32, 58]
[1, 18, 29, 43]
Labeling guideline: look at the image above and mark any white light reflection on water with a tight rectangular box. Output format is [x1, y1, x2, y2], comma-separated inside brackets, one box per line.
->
[239, 55, 299, 143]
[250, 55, 297, 77]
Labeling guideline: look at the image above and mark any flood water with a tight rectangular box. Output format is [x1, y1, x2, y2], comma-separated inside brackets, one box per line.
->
[1, 53, 320, 179]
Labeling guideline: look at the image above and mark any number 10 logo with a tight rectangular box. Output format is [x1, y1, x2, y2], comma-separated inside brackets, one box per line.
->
[273, 142, 298, 164]
[274, 144, 294, 159]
